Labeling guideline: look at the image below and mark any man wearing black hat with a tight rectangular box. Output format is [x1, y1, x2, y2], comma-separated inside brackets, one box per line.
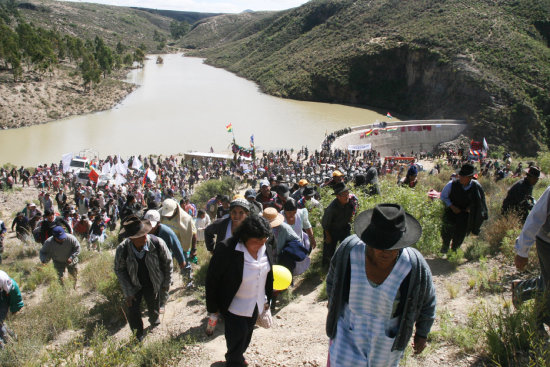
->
[321, 182, 359, 266]
[326, 204, 436, 365]
[297, 185, 321, 210]
[440, 163, 488, 253]
[502, 166, 540, 222]
[114, 215, 173, 341]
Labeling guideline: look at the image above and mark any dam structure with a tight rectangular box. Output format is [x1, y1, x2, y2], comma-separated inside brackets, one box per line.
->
[331, 120, 467, 155]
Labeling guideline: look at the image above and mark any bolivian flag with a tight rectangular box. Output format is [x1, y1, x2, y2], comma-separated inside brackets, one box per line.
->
[226, 123, 233, 133]
[364, 129, 373, 137]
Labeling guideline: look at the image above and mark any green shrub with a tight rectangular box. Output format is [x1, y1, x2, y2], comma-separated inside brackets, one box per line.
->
[484, 303, 538, 367]
[190, 177, 238, 210]
[346, 179, 445, 255]
[481, 213, 521, 254]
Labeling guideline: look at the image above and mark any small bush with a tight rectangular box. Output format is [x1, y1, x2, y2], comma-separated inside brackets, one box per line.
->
[482, 213, 521, 254]
[190, 177, 238, 210]
[484, 302, 538, 367]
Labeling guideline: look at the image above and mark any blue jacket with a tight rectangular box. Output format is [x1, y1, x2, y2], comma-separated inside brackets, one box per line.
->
[157, 224, 186, 265]
[326, 235, 436, 351]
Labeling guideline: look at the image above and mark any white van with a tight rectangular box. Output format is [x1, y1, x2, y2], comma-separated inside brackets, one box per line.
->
[69, 157, 89, 173]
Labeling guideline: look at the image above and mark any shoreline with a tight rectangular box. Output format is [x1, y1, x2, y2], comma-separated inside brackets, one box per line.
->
[0, 63, 138, 130]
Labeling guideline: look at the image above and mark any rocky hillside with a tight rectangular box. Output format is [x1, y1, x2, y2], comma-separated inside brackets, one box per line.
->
[14, 0, 172, 51]
[182, 0, 550, 155]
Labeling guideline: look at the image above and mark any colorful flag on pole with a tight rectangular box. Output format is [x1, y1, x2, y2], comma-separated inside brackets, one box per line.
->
[88, 168, 99, 183]
[386, 112, 393, 119]
[364, 129, 373, 137]
[226, 123, 233, 133]
[250, 134, 254, 147]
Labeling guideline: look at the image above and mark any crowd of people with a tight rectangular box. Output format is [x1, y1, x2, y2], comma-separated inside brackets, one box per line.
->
[0, 137, 549, 366]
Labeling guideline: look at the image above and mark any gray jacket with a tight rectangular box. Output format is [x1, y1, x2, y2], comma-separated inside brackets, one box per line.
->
[114, 235, 173, 298]
[326, 235, 436, 351]
[40, 234, 81, 264]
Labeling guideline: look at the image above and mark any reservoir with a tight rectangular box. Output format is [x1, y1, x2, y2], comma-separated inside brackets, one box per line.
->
[0, 53, 396, 166]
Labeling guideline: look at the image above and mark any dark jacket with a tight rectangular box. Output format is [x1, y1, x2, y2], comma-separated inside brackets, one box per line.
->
[206, 236, 274, 314]
[467, 180, 488, 235]
[204, 217, 231, 252]
[326, 235, 436, 351]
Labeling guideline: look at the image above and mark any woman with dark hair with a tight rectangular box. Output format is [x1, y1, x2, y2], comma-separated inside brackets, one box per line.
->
[204, 198, 250, 253]
[205, 215, 274, 367]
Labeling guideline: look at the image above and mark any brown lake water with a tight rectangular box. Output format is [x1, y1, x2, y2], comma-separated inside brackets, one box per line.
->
[0, 53, 396, 166]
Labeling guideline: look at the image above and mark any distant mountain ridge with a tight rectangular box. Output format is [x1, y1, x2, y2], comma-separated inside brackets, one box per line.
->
[182, 0, 550, 154]
[130, 7, 220, 24]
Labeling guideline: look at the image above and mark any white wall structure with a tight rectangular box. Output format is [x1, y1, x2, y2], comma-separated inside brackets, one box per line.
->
[331, 120, 467, 155]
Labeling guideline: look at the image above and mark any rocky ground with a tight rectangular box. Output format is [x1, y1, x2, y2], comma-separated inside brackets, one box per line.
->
[0, 65, 136, 129]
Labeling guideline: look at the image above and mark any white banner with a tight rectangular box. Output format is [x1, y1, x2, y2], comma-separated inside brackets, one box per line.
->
[132, 157, 142, 170]
[62, 153, 73, 173]
[114, 173, 127, 187]
[101, 162, 111, 175]
[348, 144, 372, 151]
[146, 169, 157, 182]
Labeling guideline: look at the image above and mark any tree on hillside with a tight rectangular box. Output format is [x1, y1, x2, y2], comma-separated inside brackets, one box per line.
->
[79, 52, 101, 89]
[122, 53, 133, 66]
[0, 21, 22, 81]
[94, 36, 113, 78]
[133, 47, 145, 67]
[116, 40, 125, 55]
[170, 20, 190, 39]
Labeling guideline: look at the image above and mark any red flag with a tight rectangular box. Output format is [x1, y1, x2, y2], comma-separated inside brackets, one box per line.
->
[88, 168, 99, 182]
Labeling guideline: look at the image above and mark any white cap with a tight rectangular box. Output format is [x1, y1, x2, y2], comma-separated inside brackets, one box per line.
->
[144, 210, 161, 227]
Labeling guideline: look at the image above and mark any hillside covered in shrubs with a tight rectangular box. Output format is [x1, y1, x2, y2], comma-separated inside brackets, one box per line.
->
[182, 0, 550, 155]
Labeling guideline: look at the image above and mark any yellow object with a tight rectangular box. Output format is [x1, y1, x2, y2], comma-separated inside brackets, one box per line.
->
[272, 265, 292, 291]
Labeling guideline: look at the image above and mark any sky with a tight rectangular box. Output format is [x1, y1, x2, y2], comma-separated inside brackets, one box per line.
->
[65, 0, 310, 13]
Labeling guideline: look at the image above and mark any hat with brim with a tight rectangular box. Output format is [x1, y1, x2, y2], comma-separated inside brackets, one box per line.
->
[230, 198, 250, 212]
[120, 215, 152, 239]
[303, 186, 316, 198]
[159, 199, 178, 217]
[263, 207, 284, 228]
[332, 182, 350, 196]
[526, 166, 541, 178]
[354, 204, 422, 250]
[457, 163, 476, 177]
[52, 226, 68, 240]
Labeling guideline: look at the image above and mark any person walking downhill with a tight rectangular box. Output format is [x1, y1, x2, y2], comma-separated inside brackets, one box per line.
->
[114, 215, 173, 341]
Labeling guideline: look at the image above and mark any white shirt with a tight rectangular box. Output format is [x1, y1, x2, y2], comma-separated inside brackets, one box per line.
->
[516, 185, 550, 257]
[224, 221, 233, 241]
[228, 242, 270, 317]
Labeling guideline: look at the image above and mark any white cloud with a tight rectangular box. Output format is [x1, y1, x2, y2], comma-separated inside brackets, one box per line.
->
[66, 0, 309, 13]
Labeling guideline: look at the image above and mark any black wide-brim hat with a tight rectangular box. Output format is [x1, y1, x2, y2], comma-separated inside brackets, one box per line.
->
[119, 214, 152, 239]
[332, 182, 350, 196]
[354, 203, 422, 250]
[457, 163, 477, 177]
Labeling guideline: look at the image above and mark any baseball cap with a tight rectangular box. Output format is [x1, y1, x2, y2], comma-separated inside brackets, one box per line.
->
[143, 210, 161, 227]
[52, 226, 67, 240]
